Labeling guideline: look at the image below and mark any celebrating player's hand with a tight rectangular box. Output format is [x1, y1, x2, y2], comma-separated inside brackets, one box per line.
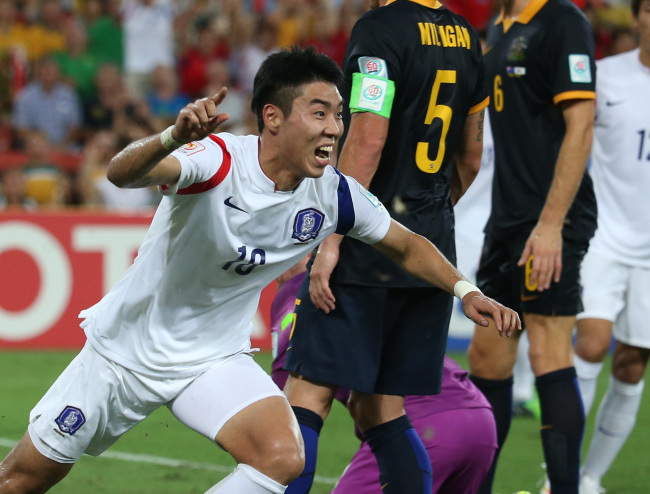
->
[517, 222, 563, 291]
[462, 292, 521, 337]
[171, 88, 230, 144]
[309, 234, 343, 313]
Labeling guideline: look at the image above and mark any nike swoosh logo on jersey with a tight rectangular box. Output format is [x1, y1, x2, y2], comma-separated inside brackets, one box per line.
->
[606, 100, 624, 106]
[224, 196, 248, 214]
[521, 294, 539, 302]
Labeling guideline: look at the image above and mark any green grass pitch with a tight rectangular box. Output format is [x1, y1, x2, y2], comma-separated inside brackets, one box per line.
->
[0, 350, 648, 493]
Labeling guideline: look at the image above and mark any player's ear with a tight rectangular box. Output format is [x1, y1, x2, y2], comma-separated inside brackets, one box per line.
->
[263, 104, 283, 134]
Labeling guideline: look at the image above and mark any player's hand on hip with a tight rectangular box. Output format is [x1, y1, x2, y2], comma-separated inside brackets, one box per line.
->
[309, 235, 342, 313]
[172, 87, 230, 144]
[462, 293, 521, 337]
[517, 223, 563, 291]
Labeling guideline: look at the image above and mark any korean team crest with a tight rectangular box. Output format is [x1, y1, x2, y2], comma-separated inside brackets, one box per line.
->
[292, 208, 324, 242]
[55, 406, 86, 435]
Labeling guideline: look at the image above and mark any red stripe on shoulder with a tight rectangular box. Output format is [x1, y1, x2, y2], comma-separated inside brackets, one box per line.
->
[177, 135, 232, 195]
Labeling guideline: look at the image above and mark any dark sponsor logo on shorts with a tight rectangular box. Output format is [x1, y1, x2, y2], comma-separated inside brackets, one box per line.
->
[55, 406, 86, 435]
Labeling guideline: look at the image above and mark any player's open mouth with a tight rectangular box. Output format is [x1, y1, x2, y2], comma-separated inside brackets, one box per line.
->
[315, 145, 333, 165]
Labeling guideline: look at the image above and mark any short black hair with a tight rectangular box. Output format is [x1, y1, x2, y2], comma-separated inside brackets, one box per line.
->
[251, 46, 344, 132]
[632, 0, 644, 16]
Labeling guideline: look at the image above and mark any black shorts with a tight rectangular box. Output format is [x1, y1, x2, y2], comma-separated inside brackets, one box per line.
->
[283, 272, 452, 395]
[476, 229, 589, 320]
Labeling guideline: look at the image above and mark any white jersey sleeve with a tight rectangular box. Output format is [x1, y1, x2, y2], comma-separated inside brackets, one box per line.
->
[160, 137, 226, 195]
[342, 175, 391, 243]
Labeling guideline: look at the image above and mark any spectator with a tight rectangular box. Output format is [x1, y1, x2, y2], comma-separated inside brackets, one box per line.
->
[0, 165, 37, 210]
[202, 59, 245, 133]
[27, 0, 67, 62]
[145, 64, 190, 132]
[77, 129, 158, 211]
[21, 131, 67, 207]
[122, 0, 175, 100]
[52, 18, 98, 104]
[178, 17, 230, 99]
[237, 16, 279, 93]
[12, 56, 82, 149]
[84, 0, 123, 67]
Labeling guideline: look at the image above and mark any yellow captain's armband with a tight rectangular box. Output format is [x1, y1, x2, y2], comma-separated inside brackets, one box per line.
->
[349, 73, 395, 118]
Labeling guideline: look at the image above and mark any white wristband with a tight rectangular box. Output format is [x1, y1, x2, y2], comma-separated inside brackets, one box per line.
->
[160, 126, 183, 151]
[454, 280, 481, 300]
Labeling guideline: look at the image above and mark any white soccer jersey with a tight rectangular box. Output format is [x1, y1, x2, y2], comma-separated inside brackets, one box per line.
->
[589, 48, 650, 266]
[80, 133, 391, 377]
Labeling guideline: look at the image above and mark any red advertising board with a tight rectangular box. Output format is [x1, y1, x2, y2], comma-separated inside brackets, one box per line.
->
[0, 211, 276, 350]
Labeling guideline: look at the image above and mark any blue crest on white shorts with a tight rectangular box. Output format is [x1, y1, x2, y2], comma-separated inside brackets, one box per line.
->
[292, 208, 324, 242]
[55, 406, 86, 435]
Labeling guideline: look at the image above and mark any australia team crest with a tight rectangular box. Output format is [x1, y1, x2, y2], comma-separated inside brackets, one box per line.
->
[55, 406, 86, 435]
[292, 208, 324, 242]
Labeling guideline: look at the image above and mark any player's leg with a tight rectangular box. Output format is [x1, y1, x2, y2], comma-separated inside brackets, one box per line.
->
[467, 232, 523, 493]
[283, 375, 338, 494]
[574, 250, 625, 415]
[349, 392, 431, 494]
[580, 266, 650, 492]
[0, 432, 73, 493]
[526, 313, 583, 494]
[283, 277, 387, 494]
[170, 353, 303, 493]
[580, 342, 648, 492]
[347, 287, 452, 494]
[1, 343, 172, 493]
[574, 318, 612, 414]
[468, 319, 520, 494]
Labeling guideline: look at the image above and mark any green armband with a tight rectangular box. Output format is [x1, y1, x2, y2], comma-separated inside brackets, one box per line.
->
[349, 72, 395, 118]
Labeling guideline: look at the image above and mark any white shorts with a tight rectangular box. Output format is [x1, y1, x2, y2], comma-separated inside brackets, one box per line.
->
[28, 343, 284, 463]
[578, 249, 650, 348]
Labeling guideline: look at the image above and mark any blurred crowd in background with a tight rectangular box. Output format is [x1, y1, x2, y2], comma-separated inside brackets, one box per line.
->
[0, 0, 640, 211]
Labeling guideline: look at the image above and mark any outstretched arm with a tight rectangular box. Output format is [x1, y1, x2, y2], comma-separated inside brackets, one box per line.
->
[375, 220, 521, 336]
[107, 88, 230, 189]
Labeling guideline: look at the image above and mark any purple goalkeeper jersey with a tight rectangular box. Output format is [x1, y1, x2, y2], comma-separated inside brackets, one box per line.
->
[271, 272, 492, 416]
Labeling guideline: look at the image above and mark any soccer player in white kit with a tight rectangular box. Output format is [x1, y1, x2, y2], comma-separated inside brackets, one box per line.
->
[0, 47, 520, 494]
[572, 1, 650, 492]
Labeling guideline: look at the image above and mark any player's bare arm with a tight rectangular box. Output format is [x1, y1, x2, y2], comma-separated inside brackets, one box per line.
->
[375, 219, 521, 337]
[451, 109, 484, 205]
[518, 98, 594, 291]
[308, 110, 390, 312]
[107, 88, 230, 189]
[337, 111, 389, 188]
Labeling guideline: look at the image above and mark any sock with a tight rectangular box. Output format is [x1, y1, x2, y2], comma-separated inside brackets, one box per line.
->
[536, 367, 584, 494]
[574, 354, 604, 415]
[583, 376, 644, 480]
[365, 415, 432, 494]
[285, 407, 323, 494]
[205, 464, 286, 493]
[469, 375, 513, 494]
[513, 332, 535, 403]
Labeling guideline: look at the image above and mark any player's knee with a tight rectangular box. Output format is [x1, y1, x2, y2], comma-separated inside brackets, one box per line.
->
[575, 334, 609, 362]
[253, 437, 305, 485]
[612, 362, 645, 384]
[468, 340, 502, 377]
